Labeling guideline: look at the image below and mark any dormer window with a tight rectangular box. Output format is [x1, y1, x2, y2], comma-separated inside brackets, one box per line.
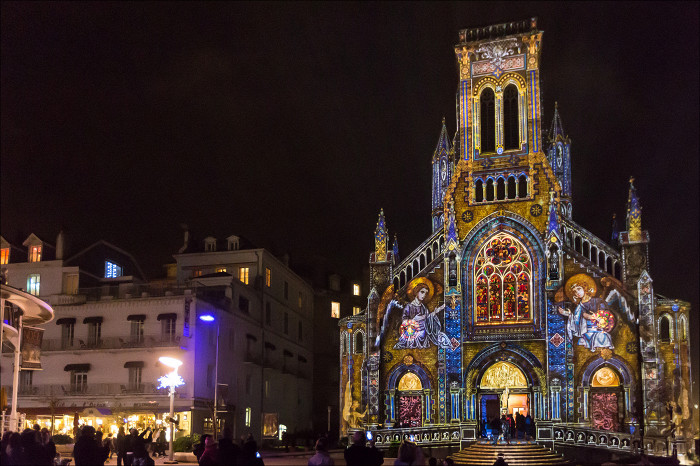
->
[29, 245, 42, 263]
[0, 248, 9, 265]
[105, 261, 123, 278]
[227, 236, 240, 251]
[205, 237, 217, 252]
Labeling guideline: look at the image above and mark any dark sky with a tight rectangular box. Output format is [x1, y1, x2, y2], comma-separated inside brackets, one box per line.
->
[2, 3, 698, 386]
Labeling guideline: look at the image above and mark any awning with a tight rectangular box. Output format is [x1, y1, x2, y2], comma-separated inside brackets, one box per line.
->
[81, 407, 113, 416]
[17, 407, 82, 416]
[124, 361, 145, 368]
[264, 342, 276, 350]
[127, 314, 146, 321]
[83, 316, 103, 324]
[56, 318, 76, 325]
[64, 364, 91, 372]
[157, 313, 177, 321]
[283, 350, 293, 357]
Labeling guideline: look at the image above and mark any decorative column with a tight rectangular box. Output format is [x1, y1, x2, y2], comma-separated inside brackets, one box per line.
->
[385, 390, 396, 427]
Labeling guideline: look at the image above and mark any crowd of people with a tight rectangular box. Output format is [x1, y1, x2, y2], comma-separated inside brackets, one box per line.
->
[481, 411, 534, 444]
[1, 425, 57, 466]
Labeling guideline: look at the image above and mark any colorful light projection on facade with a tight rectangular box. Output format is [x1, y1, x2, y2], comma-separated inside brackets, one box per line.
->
[398, 372, 422, 391]
[474, 233, 532, 323]
[591, 367, 620, 388]
[480, 362, 527, 389]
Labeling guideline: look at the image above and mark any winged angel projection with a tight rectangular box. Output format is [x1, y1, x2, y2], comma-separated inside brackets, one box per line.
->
[375, 277, 452, 350]
[556, 273, 633, 353]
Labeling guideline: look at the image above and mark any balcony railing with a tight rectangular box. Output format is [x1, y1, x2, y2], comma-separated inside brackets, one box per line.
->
[4, 383, 162, 397]
[41, 334, 184, 352]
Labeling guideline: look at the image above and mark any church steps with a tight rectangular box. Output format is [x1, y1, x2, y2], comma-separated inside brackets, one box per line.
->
[449, 443, 570, 466]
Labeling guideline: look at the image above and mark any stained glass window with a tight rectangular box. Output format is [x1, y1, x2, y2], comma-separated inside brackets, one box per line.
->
[474, 233, 532, 324]
[398, 372, 422, 391]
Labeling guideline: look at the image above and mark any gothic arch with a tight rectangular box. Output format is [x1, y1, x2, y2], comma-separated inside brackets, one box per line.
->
[581, 356, 634, 387]
[465, 342, 544, 388]
[460, 211, 546, 332]
[387, 362, 432, 390]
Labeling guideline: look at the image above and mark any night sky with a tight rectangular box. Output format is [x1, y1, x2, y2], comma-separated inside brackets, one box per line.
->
[2, 3, 698, 394]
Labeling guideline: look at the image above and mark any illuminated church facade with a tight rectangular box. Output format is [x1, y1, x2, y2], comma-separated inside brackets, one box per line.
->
[339, 18, 694, 457]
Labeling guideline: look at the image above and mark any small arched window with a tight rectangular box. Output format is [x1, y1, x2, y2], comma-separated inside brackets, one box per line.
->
[590, 246, 598, 265]
[659, 315, 671, 343]
[679, 315, 687, 341]
[575, 236, 582, 253]
[518, 175, 528, 198]
[496, 178, 506, 200]
[426, 248, 432, 264]
[503, 84, 519, 150]
[486, 179, 495, 201]
[400, 270, 406, 288]
[599, 251, 606, 269]
[507, 176, 517, 199]
[393, 277, 400, 291]
[480, 88, 496, 153]
[355, 332, 364, 354]
[475, 179, 484, 203]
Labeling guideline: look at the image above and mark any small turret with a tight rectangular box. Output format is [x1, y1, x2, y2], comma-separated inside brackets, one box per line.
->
[546, 103, 573, 218]
[374, 209, 388, 262]
[619, 176, 649, 285]
[610, 213, 619, 246]
[392, 234, 400, 264]
[626, 177, 642, 242]
[432, 118, 453, 232]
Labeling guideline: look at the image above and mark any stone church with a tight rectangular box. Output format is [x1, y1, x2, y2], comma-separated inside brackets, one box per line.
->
[339, 18, 694, 459]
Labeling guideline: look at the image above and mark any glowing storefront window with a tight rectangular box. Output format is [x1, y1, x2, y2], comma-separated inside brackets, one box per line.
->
[474, 233, 532, 324]
[0, 248, 9, 265]
[216, 267, 227, 273]
[353, 284, 360, 296]
[105, 261, 123, 278]
[331, 301, 340, 318]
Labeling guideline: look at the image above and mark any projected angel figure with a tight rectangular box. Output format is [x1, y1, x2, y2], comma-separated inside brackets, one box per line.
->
[382, 277, 451, 350]
[557, 273, 616, 352]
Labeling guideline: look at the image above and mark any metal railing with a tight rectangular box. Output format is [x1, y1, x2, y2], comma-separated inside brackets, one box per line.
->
[41, 334, 183, 352]
[3, 383, 162, 397]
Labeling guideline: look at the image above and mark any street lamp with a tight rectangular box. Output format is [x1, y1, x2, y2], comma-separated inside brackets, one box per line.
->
[199, 313, 220, 440]
[158, 356, 184, 464]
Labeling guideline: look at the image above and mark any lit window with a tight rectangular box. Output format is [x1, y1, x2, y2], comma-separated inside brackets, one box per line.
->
[0, 248, 9, 265]
[105, 261, 123, 278]
[331, 301, 340, 318]
[29, 245, 42, 263]
[245, 407, 252, 427]
[216, 267, 227, 273]
[266, 268, 271, 287]
[353, 306, 361, 315]
[27, 274, 40, 296]
[239, 267, 249, 285]
[353, 284, 360, 296]
[474, 233, 532, 324]
[193, 269, 202, 278]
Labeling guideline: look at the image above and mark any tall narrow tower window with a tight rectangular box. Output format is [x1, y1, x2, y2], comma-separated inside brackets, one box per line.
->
[480, 88, 496, 153]
[503, 84, 519, 150]
[475, 179, 484, 203]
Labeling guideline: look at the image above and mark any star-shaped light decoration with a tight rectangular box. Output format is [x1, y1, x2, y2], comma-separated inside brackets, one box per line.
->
[158, 371, 185, 390]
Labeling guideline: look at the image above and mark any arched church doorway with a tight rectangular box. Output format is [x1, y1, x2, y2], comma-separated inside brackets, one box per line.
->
[477, 361, 530, 431]
[396, 372, 423, 428]
[589, 366, 623, 431]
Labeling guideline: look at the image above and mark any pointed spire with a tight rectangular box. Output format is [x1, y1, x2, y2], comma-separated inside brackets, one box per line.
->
[374, 209, 388, 262]
[547, 190, 559, 234]
[392, 234, 400, 263]
[549, 101, 565, 141]
[433, 117, 451, 161]
[446, 200, 458, 242]
[626, 176, 642, 241]
[610, 213, 619, 245]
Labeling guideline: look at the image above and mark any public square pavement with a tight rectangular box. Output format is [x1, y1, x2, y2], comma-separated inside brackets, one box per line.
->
[98, 450, 396, 465]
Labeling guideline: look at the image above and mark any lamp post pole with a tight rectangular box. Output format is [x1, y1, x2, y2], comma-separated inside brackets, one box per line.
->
[10, 312, 22, 431]
[213, 322, 219, 440]
[167, 385, 176, 464]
